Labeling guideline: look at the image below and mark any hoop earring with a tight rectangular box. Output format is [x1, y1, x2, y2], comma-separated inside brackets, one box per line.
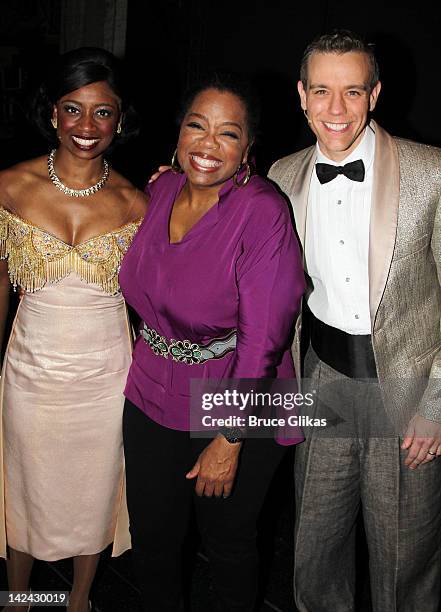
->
[171, 149, 183, 174]
[233, 161, 252, 188]
[51, 117, 57, 129]
[116, 117, 122, 134]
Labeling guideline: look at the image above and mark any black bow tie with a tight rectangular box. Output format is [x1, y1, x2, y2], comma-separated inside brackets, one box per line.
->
[315, 159, 365, 184]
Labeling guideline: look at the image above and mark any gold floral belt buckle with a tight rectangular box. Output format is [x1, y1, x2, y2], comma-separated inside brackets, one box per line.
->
[141, 323, 237, 365]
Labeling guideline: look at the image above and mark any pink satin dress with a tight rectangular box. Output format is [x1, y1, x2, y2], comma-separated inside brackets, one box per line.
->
[0, 208, 141, 561]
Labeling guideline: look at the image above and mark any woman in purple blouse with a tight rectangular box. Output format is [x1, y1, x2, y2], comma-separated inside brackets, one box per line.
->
[119, 74, 305, 611]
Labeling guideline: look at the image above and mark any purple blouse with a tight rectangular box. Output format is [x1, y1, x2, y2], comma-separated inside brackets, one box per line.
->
[119, 170, 305, 442]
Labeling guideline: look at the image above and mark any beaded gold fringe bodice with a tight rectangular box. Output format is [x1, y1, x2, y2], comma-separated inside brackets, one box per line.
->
[0, 207, 142, 295]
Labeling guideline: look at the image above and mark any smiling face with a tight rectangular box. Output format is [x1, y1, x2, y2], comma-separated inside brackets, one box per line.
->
[177, 88, 250, 194]
[53, 80, 121, 158]
[298, 51, 381, 162]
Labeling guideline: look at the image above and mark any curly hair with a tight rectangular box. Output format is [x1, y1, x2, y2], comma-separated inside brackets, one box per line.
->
[177, 72, 261, 143]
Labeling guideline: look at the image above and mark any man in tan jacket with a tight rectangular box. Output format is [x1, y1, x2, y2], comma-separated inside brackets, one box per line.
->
[268, 30, 441, 612]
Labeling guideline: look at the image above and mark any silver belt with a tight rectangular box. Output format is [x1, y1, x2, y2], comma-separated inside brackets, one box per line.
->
[141, 323, 237, 365]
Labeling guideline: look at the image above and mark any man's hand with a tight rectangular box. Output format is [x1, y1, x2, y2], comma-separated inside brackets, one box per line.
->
[401, 414, 441, 469]
[186, 435, 242, 498]
[148, 165, 171, 183]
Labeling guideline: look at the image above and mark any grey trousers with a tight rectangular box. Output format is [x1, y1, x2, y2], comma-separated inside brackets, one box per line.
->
[294, 348, 441, 612]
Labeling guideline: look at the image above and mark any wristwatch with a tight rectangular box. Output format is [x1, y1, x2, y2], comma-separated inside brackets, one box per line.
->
[219, 427, 244, 444]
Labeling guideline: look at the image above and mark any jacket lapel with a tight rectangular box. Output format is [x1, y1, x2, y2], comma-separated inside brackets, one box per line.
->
[369, 121, 400, 326]
[290, 147, 316, 249]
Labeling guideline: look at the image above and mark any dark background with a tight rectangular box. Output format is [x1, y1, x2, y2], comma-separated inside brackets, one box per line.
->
[1, 0, 440, 184]
[0, 1, 440, 610]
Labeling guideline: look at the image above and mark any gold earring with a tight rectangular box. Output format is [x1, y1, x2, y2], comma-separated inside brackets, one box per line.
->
[233, 161, 252, 188]
[171, 149, 183, 174]
[116, 118, 122, 134]
[51, 117, 57, 129]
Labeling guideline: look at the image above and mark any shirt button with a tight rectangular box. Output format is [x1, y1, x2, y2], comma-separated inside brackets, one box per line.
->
[355, 314, 360, 319]
[337, 199, 342, 205]
[339, 240, 345, 245]
[345, 277, 350, 282]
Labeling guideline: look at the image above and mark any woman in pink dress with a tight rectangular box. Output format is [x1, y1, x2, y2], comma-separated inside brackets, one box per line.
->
[0, 48, 147, 612]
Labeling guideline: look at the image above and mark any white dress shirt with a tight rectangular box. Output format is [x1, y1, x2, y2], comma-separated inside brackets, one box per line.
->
[305, 124, 375, 334]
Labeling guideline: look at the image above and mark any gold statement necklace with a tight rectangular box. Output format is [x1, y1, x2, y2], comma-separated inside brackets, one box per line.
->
[47, 149, 110, 198]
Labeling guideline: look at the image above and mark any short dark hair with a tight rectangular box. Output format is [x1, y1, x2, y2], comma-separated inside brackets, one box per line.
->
[178, 73, 261, 142]
[32, 47, 138, 147]
[300, 29, 380, 91]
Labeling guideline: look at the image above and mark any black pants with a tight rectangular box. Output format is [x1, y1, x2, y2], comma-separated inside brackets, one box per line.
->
[123, 399, 288, 612]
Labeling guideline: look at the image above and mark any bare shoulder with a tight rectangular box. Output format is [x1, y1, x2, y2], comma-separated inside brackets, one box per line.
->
[0, 156, 47, 208]
[109, 168, 149, 222]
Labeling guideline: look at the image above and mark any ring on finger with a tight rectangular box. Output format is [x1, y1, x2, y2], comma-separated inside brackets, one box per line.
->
[427, 450, 437, 456]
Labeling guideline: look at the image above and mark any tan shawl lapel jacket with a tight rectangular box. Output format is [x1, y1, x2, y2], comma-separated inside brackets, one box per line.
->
[268, 121, 441, 433]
